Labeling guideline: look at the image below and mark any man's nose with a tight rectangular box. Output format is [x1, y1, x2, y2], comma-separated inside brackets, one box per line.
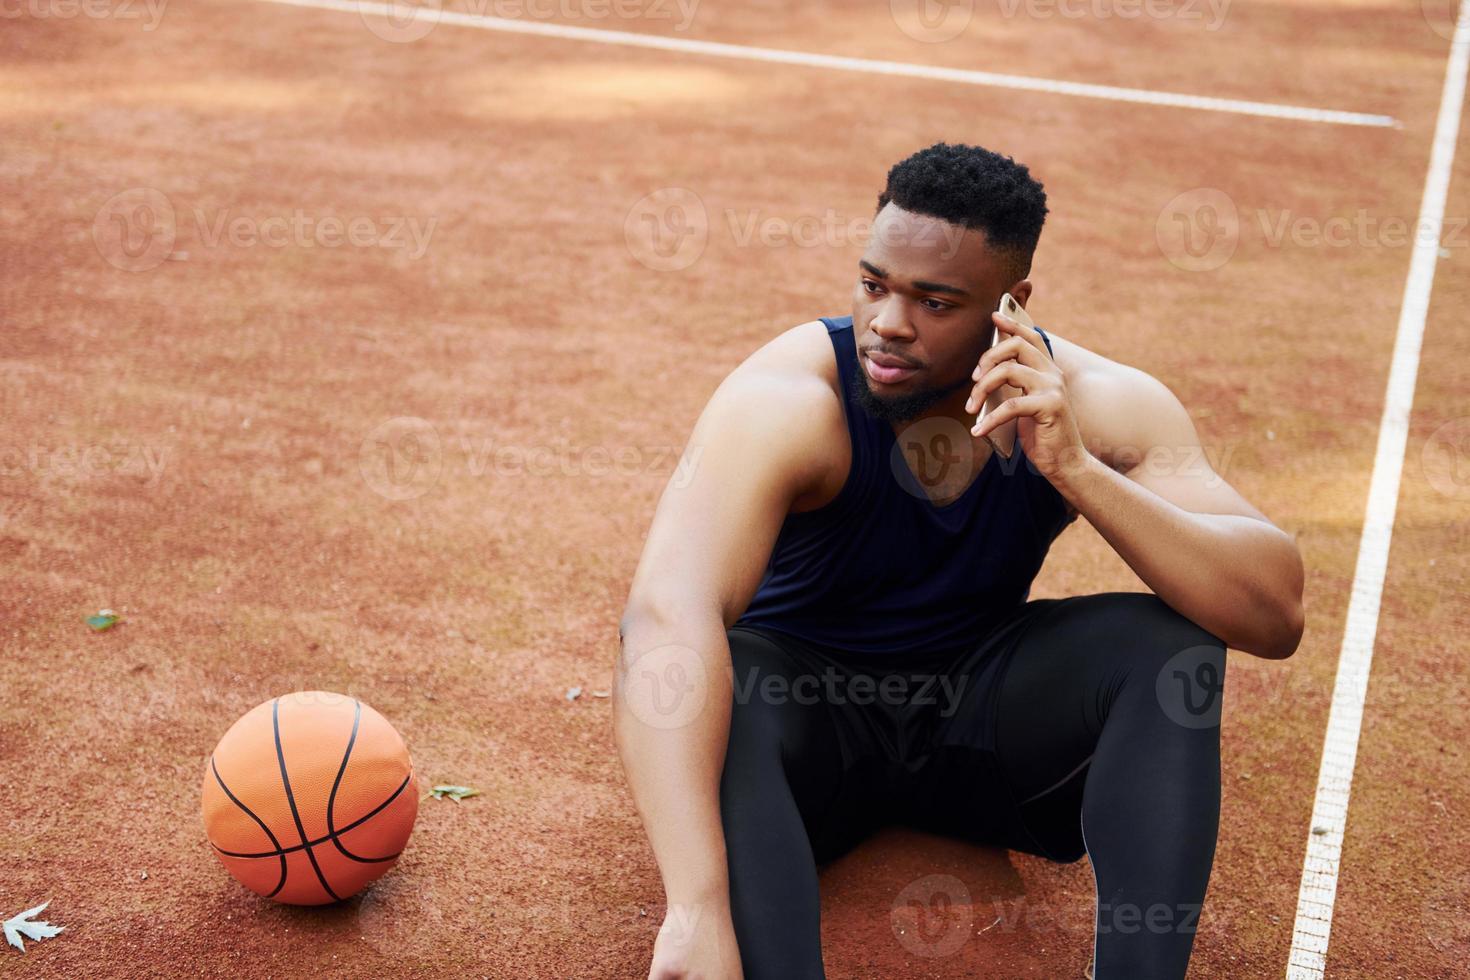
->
[870, 298, 914, 339]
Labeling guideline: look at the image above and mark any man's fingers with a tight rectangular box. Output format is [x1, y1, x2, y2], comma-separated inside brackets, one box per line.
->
[973, 334, 1049, 381]
[971, 394, 1044, 437]
[993, 310, 1053, 360]
[965, 362, 1047, 414]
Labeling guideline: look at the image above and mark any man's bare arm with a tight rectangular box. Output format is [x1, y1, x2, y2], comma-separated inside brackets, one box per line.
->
[613, 363, 834, 912]
[1060, 365, 1306, 660]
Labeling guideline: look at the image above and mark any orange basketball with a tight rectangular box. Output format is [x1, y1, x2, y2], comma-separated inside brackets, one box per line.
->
[201, 691, 418, 905]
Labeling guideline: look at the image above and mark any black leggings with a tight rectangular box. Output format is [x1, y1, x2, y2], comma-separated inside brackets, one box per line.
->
[720, 593, 1228, 980]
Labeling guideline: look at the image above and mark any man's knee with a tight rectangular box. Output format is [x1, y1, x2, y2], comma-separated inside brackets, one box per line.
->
[1101, 594, 1227, 731]
[1052, 594, 1227, 730]
[1102, 592, 1225, 653]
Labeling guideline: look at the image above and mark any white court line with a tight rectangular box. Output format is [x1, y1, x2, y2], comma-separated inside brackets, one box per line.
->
[256, 0, 1398, 128]
[1285, 3, 1470, 978]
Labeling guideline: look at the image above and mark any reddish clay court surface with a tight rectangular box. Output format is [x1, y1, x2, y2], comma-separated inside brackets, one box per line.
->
[3, 1, 1469, 977]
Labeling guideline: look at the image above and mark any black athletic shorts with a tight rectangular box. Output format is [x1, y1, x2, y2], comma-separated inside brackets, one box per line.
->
[726, 596, 1084, 866]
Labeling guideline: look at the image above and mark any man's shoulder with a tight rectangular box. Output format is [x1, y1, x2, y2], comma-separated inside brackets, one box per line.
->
[1038, 328, 1117, 386]
[722, 319, 844, 412]
[738, 318, 840, 383]
[715, 319, 849, 511]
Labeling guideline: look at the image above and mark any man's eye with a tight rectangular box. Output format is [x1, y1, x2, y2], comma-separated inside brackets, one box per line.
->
[862, 279, 883, 294]
[922, 299, 951, 311]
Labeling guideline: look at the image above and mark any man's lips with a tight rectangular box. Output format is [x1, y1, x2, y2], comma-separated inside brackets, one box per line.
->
[862, 349, 920, 385]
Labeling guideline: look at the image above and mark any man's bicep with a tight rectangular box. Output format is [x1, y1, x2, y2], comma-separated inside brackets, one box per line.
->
[624, 373, 825, 627]
[1086, 367, 1272, 523]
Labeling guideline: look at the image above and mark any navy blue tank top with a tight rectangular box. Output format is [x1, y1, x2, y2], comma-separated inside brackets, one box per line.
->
[734, 315, 1078, 659]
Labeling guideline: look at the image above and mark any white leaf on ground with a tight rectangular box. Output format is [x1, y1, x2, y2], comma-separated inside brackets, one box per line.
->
[4, 901, 64, 953]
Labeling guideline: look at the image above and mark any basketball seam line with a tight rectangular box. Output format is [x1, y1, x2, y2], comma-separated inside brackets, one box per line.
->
[210, 772, 411, 860]
[325, 700, 398, 865]
[273, 697, 343, 902]
[210, 756, 290, 898]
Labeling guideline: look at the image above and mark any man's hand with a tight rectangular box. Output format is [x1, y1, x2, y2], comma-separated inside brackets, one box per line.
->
[964, 309, 1089, 484]
[646, 899, 744, 980]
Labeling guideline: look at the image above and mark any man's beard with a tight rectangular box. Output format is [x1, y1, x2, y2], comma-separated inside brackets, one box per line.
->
[845, 356, 972, 424]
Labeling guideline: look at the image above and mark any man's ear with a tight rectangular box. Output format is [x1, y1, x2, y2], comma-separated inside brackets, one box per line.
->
[1009, 279, 1034, 308]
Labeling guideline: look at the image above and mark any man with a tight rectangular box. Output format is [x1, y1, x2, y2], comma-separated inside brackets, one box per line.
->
[614, 142, 1305, 980]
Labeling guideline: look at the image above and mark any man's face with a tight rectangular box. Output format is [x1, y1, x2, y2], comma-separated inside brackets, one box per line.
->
[849, 203, 1030, 424]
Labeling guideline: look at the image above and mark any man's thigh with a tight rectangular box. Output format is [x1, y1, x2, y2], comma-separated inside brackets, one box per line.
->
[724, 626, 911, 865]
[901, 592, 1225, 862]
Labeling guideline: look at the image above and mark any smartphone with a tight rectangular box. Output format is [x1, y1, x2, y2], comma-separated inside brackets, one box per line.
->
[997, 292, 1034, 328]
[976, 293, 1036, 460]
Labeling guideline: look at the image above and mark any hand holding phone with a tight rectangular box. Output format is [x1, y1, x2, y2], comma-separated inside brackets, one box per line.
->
[975, 293, 1035, 460]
